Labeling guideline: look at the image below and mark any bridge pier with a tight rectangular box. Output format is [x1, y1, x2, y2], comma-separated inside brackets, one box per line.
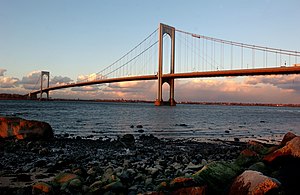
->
[155, 23, 176, 106]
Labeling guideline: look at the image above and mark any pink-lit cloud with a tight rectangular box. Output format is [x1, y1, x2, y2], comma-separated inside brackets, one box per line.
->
[50, 76, 73, 86]
[1, 68, 300, 104]
[245, 75, 300, 93]
[0, 69, 20, 88]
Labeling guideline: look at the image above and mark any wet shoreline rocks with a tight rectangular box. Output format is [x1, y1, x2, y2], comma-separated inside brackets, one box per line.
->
[1, 133, 243, 194]
[1, 123, 300, 194]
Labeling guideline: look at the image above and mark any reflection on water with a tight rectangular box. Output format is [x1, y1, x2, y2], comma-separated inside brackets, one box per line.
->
[1, 100, 299, 143]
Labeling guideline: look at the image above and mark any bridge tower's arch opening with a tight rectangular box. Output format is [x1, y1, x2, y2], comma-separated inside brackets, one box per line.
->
[40, 71, 50, 100]
[154, 23, 176, 106]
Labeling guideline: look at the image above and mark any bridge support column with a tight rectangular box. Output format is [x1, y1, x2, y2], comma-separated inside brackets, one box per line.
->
[40, 71, 50, 100]
[154, 23, 176, 106]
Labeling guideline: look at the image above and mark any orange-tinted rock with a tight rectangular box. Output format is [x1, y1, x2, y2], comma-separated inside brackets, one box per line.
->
[264, 136, 300, 163]
[0, 117, 53, 140]
[235, 149, 259, 167]
[280, 132, 297, 147]
[172, 186, 206, 195]
[32, 182, 53, 194]
[229, 170, 281, 195]
[247, 140, 268, 155]
[240, 149, 258, 157]
[53, 173, 79, 185]
[170, 177, 196, 189]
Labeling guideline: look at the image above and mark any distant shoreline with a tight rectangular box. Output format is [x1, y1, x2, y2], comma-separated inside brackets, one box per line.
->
[1, 93, 299, 107]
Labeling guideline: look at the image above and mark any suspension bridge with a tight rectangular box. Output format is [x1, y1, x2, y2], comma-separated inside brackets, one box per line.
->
[28, 23, 300, 106]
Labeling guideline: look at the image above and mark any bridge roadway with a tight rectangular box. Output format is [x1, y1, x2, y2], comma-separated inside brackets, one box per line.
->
[29, 66, 300, 96]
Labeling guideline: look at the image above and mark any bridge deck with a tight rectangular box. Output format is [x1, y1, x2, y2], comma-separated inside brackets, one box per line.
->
[29, 66, 300, 95]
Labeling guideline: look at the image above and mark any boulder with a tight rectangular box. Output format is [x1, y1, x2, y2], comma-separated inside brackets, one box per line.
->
[229, 170, 281, 195]
[280, 132, 297, 147]
[264, 136, 300, 163]
[0, 117, 53, 140]
[192, 161, 242, 194]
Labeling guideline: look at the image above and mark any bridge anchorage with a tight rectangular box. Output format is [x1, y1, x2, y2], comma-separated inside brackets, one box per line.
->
[154, 23, 176, 106]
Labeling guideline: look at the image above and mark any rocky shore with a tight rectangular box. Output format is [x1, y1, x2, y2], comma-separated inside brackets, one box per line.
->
[1, 134, 245, 194]
[1, 117, 300, 194]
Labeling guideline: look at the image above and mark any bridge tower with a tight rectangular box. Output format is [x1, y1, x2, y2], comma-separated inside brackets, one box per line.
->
[40, 71, 50, 100]
[154, 23, 176, 106]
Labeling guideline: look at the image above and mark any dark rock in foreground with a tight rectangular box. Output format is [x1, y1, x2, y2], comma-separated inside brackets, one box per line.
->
[0, 116, 53, 140]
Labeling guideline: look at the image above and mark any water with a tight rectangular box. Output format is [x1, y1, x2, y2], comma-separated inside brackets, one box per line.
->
[1, 100, 300, 143]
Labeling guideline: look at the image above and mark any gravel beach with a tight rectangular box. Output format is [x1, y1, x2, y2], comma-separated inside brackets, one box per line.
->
[0, 134, 245, 194]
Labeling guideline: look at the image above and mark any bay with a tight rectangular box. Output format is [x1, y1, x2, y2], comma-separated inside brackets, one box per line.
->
[1, 100, 299, 143]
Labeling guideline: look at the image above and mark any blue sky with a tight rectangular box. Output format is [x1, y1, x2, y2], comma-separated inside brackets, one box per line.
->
[1, 0, 300, 103]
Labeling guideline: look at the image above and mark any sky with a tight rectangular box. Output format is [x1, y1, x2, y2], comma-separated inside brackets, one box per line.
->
[1, 0, 300, 103]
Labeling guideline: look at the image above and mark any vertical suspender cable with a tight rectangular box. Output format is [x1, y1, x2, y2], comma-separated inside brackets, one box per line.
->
[241, 44, 244, 69]
[231, 43, 233, 70]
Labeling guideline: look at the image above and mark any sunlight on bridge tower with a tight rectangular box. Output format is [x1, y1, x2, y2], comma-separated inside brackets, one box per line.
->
[155, 23, 176, 106]
[40, 71, 50, 100]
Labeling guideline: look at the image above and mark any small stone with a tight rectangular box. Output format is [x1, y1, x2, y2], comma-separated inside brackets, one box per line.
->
[186, 162, 203, 170]
[146, 167, 159, 177]
[32, 182, 53, 194]
[87, 167, 97, 176]
[63, 133, 69, 138]
[145, 177, 153, 186]
[69, 178, 82, 190]
[225, 130, 230, 133]
[130, 125, 134, 128]
[136, 125, 143, 128]
[39, 148, 49, 155]
[120, 134, 135, 147]
[138, 129, 145, 133]
[201, 159, 207, 166]
[234, 137, 240, 142]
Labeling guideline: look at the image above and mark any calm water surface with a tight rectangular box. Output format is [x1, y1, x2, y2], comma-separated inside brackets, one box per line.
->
[1, 100, 299, 143]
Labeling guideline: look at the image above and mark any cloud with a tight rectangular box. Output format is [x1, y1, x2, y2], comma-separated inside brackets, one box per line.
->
[245, 75, 300, 93]
[174, 77, 300, 103]
[0, 68, 6, 76]
[103, 81, 156, 99]
[19, 71, 41, 90]
[50, 76, 73, 85]
[0, 76, 20, 88]
[77, 73, 107, 82]
[71, 86, 99, 92]
[0, 68, 20, 88]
